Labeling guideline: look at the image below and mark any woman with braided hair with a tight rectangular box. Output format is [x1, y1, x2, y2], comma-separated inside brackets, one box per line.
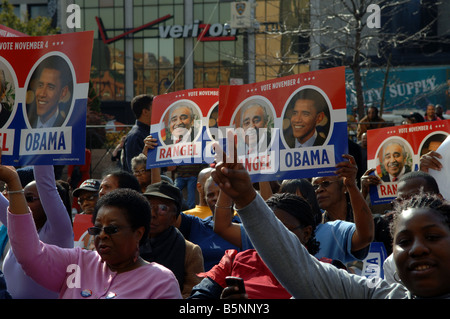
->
[214, 150, 450, 298]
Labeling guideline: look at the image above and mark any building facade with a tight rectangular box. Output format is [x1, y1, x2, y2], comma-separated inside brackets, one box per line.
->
[4, 0, 449, 118]
[47, 0, 306, 106]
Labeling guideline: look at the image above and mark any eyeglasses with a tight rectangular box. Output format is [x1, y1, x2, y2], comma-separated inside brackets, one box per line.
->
[87, 225, 128, 236]
[78, 194, 98, 205]
[312, 180, 340, 191]
[151, 203, 170, 215]
[25, 195, 40, 203]
[133, 169, 147, 176]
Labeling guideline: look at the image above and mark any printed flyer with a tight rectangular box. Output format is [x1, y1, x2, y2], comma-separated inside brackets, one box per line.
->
[0, 31, 93, 165]
[367, 119, 450, 204]
[218, 66, 348, 182]
[147, 88, 219, 168]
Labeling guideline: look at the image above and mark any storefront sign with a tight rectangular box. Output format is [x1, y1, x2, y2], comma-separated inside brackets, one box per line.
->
[96, 14, 237, 44]
[159, 19, 237, 41]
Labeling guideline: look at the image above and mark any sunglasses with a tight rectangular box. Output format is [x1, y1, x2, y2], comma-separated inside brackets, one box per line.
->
[87, 225, 127, 236]
[78, 194, 98, 205]
[25, 195, 40, 203]
[312, 180, 340, 191]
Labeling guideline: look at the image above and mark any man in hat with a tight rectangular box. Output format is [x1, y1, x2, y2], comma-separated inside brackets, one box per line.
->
[174, 176, 246, 271]
[141, 181, 204, 298]
[401, 112, 424, 124]
[72, 179, 101, 215]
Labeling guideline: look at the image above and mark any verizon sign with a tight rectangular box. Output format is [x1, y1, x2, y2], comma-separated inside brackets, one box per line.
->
[159, 19, 237, 41]
[96, 14, 237, 44]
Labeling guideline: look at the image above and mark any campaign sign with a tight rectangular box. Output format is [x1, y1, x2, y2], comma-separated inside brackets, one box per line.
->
[0, 31, 93, 165]
[218, 66, 348, 182]
[361, 242, 388, 280]
[73, 213, 94, 250]
[0, 24, 27, 37]
[367, 119, 450, 204]
[147, 88, 219, 168]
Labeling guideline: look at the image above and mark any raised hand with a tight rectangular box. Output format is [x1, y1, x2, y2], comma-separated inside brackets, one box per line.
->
[335, 154, 358, 188]
[211, 131, 256, 209]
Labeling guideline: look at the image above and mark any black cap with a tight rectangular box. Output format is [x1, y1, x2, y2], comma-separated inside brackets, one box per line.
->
[402, 112, 424, 123]
[72, 179, 101, 197]
[144, 181, 182, 213]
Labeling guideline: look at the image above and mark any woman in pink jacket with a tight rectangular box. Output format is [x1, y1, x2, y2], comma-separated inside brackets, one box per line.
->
[0, 165, 73, 299]
[3, 160, 181, 299]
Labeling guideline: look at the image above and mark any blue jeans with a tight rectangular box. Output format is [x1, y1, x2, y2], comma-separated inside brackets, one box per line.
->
[175, 176, 197, 209]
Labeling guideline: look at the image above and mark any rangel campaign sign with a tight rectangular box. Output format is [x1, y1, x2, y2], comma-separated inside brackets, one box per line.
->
[367, 119, 450, 204]
[0, 31, 93, 165]
[218, 66, 348, 182]
[147, 88, 219, 168]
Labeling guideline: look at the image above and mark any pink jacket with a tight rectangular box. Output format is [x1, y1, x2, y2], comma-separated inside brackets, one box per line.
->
[7, 211, 182, 299]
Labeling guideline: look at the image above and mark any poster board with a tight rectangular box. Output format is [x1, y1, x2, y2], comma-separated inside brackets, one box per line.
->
[218, 66, 348, 182]
[367, 119, 450, 204]
[147, 88, 219, 167]
[0, 31, 93, 165]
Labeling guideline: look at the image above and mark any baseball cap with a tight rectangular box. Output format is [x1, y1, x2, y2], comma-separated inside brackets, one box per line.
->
[72, 179, 101, 197]
[401, 112, 424, 123]
[144, 181, 182, 213]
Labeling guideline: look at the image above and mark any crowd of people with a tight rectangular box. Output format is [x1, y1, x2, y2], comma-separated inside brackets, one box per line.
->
[0, 97, 449, 301]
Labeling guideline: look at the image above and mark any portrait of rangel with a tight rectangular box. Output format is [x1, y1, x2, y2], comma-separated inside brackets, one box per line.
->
[377, 138, 413, 183]
[0, 63, 15, 128]
[161, 101, 202, 145]
[26, 55, 74, 129]
[233, 98, 275, 154]
[282, 87, 330, 148]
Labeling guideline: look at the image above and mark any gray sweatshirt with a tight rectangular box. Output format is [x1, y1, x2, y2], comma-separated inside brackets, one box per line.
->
[236, 193, 412, 299]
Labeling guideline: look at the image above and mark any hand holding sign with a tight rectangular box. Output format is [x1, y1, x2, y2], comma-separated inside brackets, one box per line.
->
[335, 154, 358, 189]
[360, 168, 382, 199]
[419, 150, 442, 172]
[142, 134, 158, 155]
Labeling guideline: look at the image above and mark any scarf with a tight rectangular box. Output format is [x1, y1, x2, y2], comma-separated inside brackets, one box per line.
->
[140, 226, 186, 289]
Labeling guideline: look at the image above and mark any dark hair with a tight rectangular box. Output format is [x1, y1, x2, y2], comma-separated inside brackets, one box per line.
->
[131, 94, 153, 119]
[398, 171, 440, 195]
[56, 180, 73, 225]
[92, 188, 151, 246]
[368, 106, 379, 116]
[291, 88, 327, 113]
[390, 192, 450, 238]
[103, 169, 141, 193]
[279, 179, 322, 226]
[266, 192, 320, 255]
[37, 55, 72, 87]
